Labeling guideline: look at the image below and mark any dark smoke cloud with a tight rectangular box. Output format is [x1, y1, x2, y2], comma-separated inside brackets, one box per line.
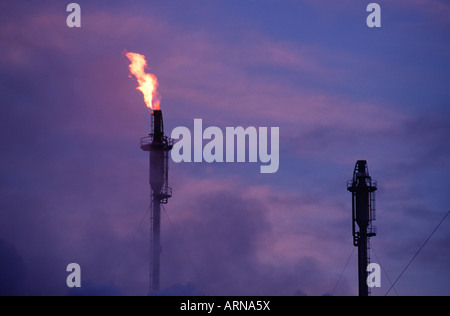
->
[159, 186, 340, 296]
[0, 239, 27, 296]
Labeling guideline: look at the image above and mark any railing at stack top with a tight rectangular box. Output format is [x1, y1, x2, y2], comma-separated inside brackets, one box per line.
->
[140, 134, 174, 150]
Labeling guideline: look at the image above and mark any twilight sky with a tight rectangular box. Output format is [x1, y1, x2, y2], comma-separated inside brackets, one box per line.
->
[0, 0, 449, 296]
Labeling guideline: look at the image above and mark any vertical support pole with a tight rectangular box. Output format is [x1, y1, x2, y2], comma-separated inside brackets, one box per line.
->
[151, 195, 161, 292]
[358, 233, 369, 297]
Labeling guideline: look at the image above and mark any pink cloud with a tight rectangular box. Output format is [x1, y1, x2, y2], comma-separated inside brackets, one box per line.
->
[0, 4, 408, 137]
[166, 172, 351, 293]
[2, 2, 447, 296]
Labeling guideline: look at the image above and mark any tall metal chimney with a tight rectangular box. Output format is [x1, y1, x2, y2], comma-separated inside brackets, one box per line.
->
[347, 160, 377, 296]
[141, 109, 173, 292]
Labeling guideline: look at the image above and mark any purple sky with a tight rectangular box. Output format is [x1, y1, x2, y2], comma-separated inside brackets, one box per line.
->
[0, 0, 449, 296]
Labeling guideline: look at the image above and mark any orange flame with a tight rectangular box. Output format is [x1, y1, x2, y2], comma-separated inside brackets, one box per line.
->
[126, 52, 161, 111]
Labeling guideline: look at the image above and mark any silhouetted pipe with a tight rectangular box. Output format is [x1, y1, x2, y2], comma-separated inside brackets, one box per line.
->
[348, 160, 377, 297]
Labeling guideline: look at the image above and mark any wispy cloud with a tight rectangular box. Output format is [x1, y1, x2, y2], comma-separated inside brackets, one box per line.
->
[0, 1, 448, 296]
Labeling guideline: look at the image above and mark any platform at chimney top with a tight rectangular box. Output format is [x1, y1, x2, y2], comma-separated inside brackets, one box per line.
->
[140, 135, 174, 151]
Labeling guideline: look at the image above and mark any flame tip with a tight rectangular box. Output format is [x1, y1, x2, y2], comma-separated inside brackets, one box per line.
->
[126, 52, 161, 111]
